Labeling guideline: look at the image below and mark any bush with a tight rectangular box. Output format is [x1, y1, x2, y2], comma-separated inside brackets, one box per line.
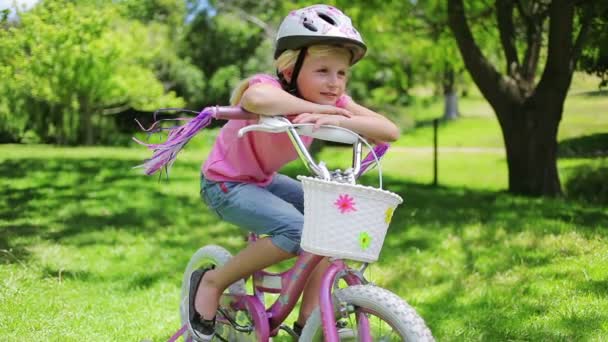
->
[558, 133, 608, 158]
[565, 163, 608, 204]
[20, 130, 41, 144]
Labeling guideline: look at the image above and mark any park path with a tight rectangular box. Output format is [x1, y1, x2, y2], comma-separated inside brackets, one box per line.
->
[389, 146, 505, 154]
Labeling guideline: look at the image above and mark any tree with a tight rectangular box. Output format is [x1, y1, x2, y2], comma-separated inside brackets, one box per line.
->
[447, 0, 608, 196]
[579, 8, 608, 88]
[403, 0, 465, 120]
[334, 0, 487, 120]
[182, 10, 265, 107]
[0, 0, 185, 144]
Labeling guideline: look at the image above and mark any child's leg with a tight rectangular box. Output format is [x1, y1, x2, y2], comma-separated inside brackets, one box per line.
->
[296, 257, 331, 326]
[196, 176, 305, 320]
[195, 237, 295, 319]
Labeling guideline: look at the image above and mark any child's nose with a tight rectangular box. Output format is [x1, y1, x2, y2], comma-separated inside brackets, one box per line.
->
[328, 73, 340, 86]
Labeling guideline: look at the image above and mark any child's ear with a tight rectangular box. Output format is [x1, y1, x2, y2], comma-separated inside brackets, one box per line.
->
[283, 69, 293, 83]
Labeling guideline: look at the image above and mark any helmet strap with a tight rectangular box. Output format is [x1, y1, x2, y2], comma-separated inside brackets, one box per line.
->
[278, 47, 308, 98]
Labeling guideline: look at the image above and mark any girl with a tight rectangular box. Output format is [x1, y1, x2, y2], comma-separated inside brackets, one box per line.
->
[187, 5, 400, 341]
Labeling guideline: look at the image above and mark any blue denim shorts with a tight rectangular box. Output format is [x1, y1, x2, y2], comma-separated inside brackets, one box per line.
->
[200, 174, 304, 254]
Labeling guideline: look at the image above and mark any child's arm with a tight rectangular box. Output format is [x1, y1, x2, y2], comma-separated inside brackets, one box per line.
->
[240, 84, 352, 118]
[293, 99, 400, 142]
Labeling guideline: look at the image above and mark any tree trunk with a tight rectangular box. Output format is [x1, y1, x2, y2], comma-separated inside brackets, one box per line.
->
[446, 0, 584, 197]
[443, 92, 459, 120]
[443, 67, 459, 120]
[498, 99, 562, 196]
[79, 100, 94, 145]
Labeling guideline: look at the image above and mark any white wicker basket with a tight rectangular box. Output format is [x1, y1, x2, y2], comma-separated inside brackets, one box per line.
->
[297, 176, 403, 263]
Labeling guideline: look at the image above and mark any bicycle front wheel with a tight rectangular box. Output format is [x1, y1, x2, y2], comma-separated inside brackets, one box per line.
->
[300, 285, 434, 342]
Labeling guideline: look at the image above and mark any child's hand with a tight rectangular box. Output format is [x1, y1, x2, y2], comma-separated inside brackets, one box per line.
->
[312, 105, 353, 118]
[293, 113, 348, 130]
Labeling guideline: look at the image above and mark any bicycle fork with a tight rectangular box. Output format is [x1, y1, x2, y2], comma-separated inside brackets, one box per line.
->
[319, 261, 373, 342]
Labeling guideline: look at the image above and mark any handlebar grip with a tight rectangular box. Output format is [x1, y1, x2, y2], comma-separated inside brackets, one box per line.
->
[212, 106, 258, 120]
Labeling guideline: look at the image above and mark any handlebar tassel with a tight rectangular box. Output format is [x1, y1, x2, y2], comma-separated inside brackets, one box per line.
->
[133, 107, 215, 176]
[357, 143, 390, 177]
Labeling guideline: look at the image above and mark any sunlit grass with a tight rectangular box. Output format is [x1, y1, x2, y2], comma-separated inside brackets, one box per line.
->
[1, 143, 606, 341]
[398, 73, 608, 148]
[1, 73, 606, 341]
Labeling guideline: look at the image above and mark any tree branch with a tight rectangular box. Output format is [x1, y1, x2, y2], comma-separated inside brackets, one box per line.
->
[496, 0, 520, 77]
[447, 0, 510, 106]
[521, 25, 542, 83]
[572, 6, 593, 64]
[517, 0, 551, 85]
[101, 103, 131, 115]
[515, 0, 534, 27]
[537, 1, 575, 99]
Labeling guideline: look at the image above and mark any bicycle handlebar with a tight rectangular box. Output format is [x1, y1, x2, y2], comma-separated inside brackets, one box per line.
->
[211, 106, 258, 120]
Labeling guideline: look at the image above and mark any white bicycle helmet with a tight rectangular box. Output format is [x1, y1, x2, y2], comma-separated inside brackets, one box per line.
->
[275, 5, 367, 65]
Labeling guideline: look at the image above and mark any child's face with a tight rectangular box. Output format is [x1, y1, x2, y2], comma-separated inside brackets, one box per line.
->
[296, 51, 351, 105]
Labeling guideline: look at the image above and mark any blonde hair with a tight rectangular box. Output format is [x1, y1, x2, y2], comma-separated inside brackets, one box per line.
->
[230, 45, 351, 105]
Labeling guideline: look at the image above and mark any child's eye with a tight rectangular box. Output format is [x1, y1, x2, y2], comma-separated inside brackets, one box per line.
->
[317, 68, 328, 73]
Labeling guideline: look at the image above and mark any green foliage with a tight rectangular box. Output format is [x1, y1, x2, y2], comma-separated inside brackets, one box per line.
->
[0, 0, 186, 144]
[120, 0, 187, 27]
[2, 0, 607, 147]
[577, 2, 608, 88]
[565, 162, 608, 204]
[182, 11, 264, 107]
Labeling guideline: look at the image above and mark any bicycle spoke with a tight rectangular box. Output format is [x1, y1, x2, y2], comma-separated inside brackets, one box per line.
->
[340, 306, 401, 341]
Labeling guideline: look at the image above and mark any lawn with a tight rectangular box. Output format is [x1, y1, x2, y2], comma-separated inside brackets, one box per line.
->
[399, 73, 608, 148]
[1, 142, 606, 341]
[1, 73, 607, 341]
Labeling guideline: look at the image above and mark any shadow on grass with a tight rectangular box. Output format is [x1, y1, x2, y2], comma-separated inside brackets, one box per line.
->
[2, 154, 607, 339]
[558, 132, 608, 158]
[0, 157, 237, 268]
[283, 165, 607, 339]
[375, 176, 606, 340]
[572, 89, 608, 97]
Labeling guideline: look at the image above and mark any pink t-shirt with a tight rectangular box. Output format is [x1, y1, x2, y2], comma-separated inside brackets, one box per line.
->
[202, 74, 351, 186]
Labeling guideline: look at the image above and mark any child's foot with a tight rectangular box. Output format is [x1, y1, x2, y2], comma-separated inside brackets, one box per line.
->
[187, 268, 216, 341]
[293, 321, 304, 336]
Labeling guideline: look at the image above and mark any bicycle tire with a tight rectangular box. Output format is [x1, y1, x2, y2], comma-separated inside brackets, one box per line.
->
[299, 285, 434, 342]
[179, 245, 248, 341]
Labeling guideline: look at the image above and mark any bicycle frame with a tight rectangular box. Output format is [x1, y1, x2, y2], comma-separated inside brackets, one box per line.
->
[212, 246, 368, 341]
[170, 247, 369, 342]
[169, 107, 382, 341]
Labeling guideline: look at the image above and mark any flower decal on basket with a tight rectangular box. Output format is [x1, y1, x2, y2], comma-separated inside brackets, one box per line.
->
[334, 194, 357, 214]
[359, 232, 372, 250]
[385, 207, 395, 224]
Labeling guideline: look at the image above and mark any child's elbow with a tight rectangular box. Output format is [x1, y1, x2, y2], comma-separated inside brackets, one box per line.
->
[384, 125, 401, 142]
[240, 86, 268, 114]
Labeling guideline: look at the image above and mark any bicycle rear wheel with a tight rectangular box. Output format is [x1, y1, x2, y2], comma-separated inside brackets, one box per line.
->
[300, 285, 434, 342]
[180, 245, 254, 341]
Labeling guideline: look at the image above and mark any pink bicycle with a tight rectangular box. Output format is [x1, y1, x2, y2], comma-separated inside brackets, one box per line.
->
[164, 108, 434, 341]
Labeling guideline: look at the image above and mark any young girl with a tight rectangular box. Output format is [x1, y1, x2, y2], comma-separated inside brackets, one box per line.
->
[187, 5, 400, 340]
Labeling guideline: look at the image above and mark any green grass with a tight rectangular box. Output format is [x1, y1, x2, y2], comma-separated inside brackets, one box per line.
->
[398, 73, 608, 148]
[1, 143, 607, 341]
[1, 73, 606, 341]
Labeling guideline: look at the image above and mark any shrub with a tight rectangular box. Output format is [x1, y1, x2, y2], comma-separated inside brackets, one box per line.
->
[565, 163, 608, 204]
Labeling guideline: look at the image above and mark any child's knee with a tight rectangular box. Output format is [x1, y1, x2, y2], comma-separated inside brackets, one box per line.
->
[272, 220, 303, 254]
